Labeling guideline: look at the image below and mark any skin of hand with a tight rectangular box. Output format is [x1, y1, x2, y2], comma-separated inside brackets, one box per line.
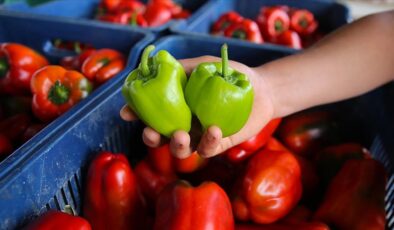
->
[120, 57, 276, 159]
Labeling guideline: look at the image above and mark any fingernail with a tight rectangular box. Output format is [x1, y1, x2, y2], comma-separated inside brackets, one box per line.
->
[206, 133, 216, 142]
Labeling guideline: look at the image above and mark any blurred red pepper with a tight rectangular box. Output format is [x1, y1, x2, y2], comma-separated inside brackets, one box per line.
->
[290, 9, 318, 36]
[53, 39, 94, 53]
[101, 0, 123, 12]
[0, 43, 49, 94]
[81, 49, 125, 85]
[0, 113, 31, 142]
[144, 2, 172, 27]
[226, 118, 281, 163]
[0, 134, 13, 160]
[224, 19, 264, 44]
[25, 206, 91, 230]
[31, 65, 92, 122]
[211, 11, 243, 35]
[256, 6, 290, 39]
[97, 11, 148, 27]
[314, 159, 386, 230]
[115, 0, 145, 13]
[277, 110, 340, 157]
[315, 143, 370, 187]
[60, 49, 97, 71]
[151, 0, 183, 16]
[232, 148, 302, 224]
[276, 30, 302, 49]
[20, 123, 46, 143]
[83, 151, 147, 230]
[172, 9, 191, 19]
[154, 180, 234, 230]
[236, 222, 329, 230]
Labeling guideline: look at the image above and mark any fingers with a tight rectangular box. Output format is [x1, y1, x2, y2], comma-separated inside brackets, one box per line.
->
[120, 105, 138, 121]
[179, 56, 221, 74]
[169, 130, 192, 159]
[142, 127, 162, 148]
[197, 126, 223, 158]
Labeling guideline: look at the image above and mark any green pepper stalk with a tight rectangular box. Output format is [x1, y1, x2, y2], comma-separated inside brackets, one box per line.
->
[122, 45, 191, 138]
[185, 44, 254, 137]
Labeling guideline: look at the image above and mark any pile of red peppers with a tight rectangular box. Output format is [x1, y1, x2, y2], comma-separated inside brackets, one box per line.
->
[212, 5, 321, 49]
[23, 109, 387, 230]
[0, 41, 126, 161]
[96, 0, 190, 27]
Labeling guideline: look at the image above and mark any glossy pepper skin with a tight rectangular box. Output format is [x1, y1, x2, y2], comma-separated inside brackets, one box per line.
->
[211, 11, 243, 35]
[290, 9, 318, 36]
[224, 19, 264, 44]
[25, 208, 91, 230]
[314, 159, 386, 230]
[315, 143, 370, 187]
[60, 49, 96, 71]
[98, 11, 148, 27]
[143, 2, 172, 27]
[122, 45, 191, 138]
[154, 180, 234, 230]
[276, 30, 302, 49]
[185, 44, 253, 137]
[277, 110, 340, 157]
[31, 66, 92, 122]
[232, 148, 302, 224]
[81, 49, 125, 85]
[226, 118, 282, 163]
[256, 7, 290, 39]
[83, 151, 147, 230]
[0, 43, 49, 94]
[236, 222, 329, 230]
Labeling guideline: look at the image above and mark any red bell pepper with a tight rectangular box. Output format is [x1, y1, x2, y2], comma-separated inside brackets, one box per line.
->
[277, 110, 340, 157]
[315, 143, 371, 187]
[143, 2, 172, 27]
[290, 9, 318, 36]
[236, 222, 329, 230]
[226, 118, 282, 163]
[53, 39, 94, 53]
[211, 11, 243, 35]
[172, 9, 191, 19]
[31, 66, 92, 122]
[0, 113, 31, 142]
[114, 0, 145, 13]
[256, 6, 290, 39]
[276, 30, 302, 49]
[314, 159, 386, 230]
[83, 151, 147, 230]
[232, 148, 302, 224]
[97, 11, 148, 27]
[60, 49, 96, 71]
[154, 180, 234, 230]
[81, 49, 125, 85]
[25, 206, 91, 230]
[224, 19, 264, 44]
[0, 43, 49, 94]
[0, 133, 13, 160]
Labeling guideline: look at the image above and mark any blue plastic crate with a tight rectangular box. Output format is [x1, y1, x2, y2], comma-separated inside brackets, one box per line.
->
[171, 0, 350, 51]
[1, 35, 393, 229]
[0, 0, 218, 33]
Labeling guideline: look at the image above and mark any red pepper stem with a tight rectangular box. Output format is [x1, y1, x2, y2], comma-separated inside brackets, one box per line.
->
[141, 45, 155, 76]
[0, 57, 8, 78]
[62, 205, 75, 216]
[221, 44, 228, 78]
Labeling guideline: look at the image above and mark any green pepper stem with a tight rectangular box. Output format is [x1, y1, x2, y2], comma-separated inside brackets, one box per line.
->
[130, 12, 137, 26]
[63, 205, 75, 216]
[221, 44, 228, 78]
[141, 45, 155, 76]
[48, 80, 70, 105]
[0, 57, 8, 78]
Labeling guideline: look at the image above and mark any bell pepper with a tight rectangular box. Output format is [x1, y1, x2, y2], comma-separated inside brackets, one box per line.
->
[226, 118, 282, 163]
[151, 0, 183, 16]
[211, 11, 243, 35]
[25, 206, 91, 230]
[148, 144, 207, 174]
[83, 151, 147, 230]
[0, 43, 49, 94]
[114, 0, 145, 13]
[101, 0, 123, 12]
[143, 2, 172, 27]
[315, 143, 370, 188]
[224, 19, 264, 44]
[277, 110, 340, 157]
[135, 158, 178, 212]
[314, 159, 386, 230]
[236, 222, 329, 230]
[53, 39, 94, 53]
[172, 9, 191, 19]
[31, 66, 92, 122]
[232, 148, 302, 224]
[122, 45, 191, 138]
[20, 123, 46, 143]
[60, 49, 96, 71]
[276, 30, 302, 49]
[0, 133, 13, 160]
[185, 44, 253, 137]
[290, 9, 318, 36]
[81, 49, 125, 85]
[154, 180, 234, 230]
[256, 6, 290, 39]
[0, 113, 31, 142]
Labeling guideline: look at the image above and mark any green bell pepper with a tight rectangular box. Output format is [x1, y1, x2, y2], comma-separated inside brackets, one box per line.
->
[122, 45, 191, 137]
[185, 44, 254, 137]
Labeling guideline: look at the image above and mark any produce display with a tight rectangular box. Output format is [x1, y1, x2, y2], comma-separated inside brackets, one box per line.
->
[96, 0, 190, 27]
[0, 42, 126, 160]
[211, 6, 322, 49]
